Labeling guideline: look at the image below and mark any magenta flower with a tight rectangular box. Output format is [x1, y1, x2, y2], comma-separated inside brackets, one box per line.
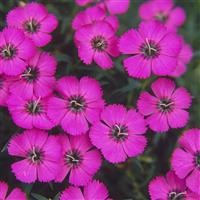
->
[0, 75, 11, 107]
[170, 38, 193, 77]
[171, 129, 200, 195]
[7, 94, 54, 130]
[89, 104, 147, 163]
[8, 129, 61, 183]
[187, 192, 200, 200]
[139, 0, 186, 31]
[0, 181, 26, 200]
[47, 76, 104, 135]
[75, 0, 130, 15]
[55, 134, 102, 186]
[7, 3, 58, 47]
[9, 50, 56, 98]
[137, 78, 192, 133]
[119, 21, 181, 79]
[75, 0, 92, 6]
[74, 21, 120, 69]
[60, 180, 108, 200]
[149, 170, 187, 200]
[72, 6, 119, 32]
[100, 0, 130, 15]
[0, 27, 36, 76]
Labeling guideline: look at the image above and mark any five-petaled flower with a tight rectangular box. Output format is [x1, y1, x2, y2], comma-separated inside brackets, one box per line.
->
[90, 104, 147, 163]
[119, 21, 182, 79]
[74, 21, 120, 69]
[137, 78, 192, 133]
[171, 129, 200, 195]
[56, 134, 102, 186]
[47, 76, 104, 135]
[8, 129, 61, 183]
[0, 27, 36, 76]
[7, 3, 58, 47]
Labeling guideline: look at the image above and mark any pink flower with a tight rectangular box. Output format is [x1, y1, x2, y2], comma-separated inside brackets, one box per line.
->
[119, 21, 182, 79]
[47, 76, 104, 135]
[72, 6, 119, 32]
[0, 75, 11, 107]
[137, 78, 192, 133]
[8, 129, 61, 183]
[7, 94, 54, 130]
[171, 129, 200, 195]
[187, 192, 200, 200]
[74, 21, 120, 69]
[75, 0, 130, 15]
[0, 27, 36, 76]
[55, 134, 102, 186]
[75, 0, 92, 6]
[89, 104, 147, 163]
[169, 38, 193, 77]
[0, 181, 26, 200]
[139, 0, 186, 31]
[101, 0, 130, 15]
[149, 170, 187, 200]
[7, 3, 58, 47]
[60, 180, 108, 200]
[9, 50, 56, 98]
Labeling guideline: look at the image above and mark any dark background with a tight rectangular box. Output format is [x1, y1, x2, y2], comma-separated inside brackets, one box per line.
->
[0, 0, 200, 199]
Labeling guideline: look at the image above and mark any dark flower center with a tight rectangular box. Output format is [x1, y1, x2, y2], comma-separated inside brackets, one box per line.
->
[168, 190, 186, 200]
[28, 147, 43, 163]
[0, 44, 17, 60]
[21, 66, 39, 82]
[91, 35, 108, 51]
[195, 152, 200, 168]
[65, 150, 82, 168]
[155, 12, 168, 23]
[24, 19, 40, 33]
[158, 99, 174, 113]
[25, 98, 43, 115]
[140, 38, 160, 58]
[110, 124, 128, 142]
[68, 95, 86, 113]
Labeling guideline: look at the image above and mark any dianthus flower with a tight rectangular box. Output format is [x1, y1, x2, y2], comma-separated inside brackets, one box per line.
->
[0, 27, 36, 75]
[0, 181, 26, 200]
[171, 129, 200, 195]
[8, 129, 61, 183]
[187, 192, 200, 200]
[89, 104, 147, 163]
[119, 21, 181, 79]
[139, 0, 186, 31]
[170, 38, 193, 77]
[74, 21, 120, 69]
[9, 51, 56, 98]
[56, 134, 102, 186]
[149, 170, 188, 200]
[72, 6, 119, 32]
[75, 0, 130, 15]
[47, 76, 104, 135]
[60, 180, 108, 200]
[137, 78, 192, 133]
[7, 94, 54, 130]
[7, 3, 58, 47]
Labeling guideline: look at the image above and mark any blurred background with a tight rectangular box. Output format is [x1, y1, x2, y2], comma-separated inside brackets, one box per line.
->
[0, 0, 200, 199]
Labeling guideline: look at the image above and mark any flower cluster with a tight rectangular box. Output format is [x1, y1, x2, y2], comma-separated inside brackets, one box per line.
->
[149, 129, 200, 199]
[0, 0, 199, 199]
